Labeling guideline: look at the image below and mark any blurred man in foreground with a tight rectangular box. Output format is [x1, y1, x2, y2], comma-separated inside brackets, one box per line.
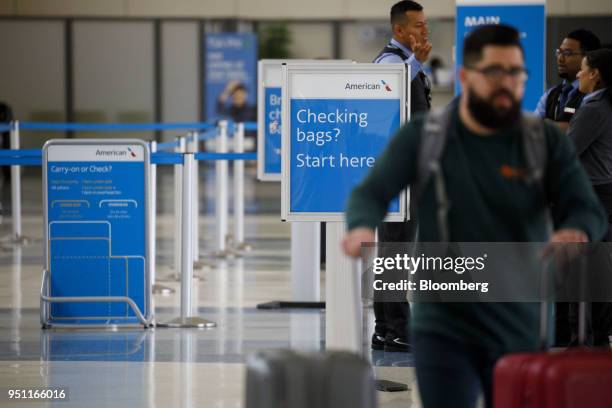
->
[343, 25, 605, 408]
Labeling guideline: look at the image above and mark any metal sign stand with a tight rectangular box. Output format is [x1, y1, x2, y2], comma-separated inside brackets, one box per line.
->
[278, 63, 407, 343]
[325, 221, 362, 352]
[256, 222, 323, 310]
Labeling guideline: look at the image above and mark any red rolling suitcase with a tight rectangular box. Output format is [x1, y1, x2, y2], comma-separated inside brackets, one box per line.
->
[494, 303, 612, 408]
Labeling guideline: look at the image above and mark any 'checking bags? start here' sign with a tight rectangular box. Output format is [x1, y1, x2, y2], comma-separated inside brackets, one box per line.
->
[281, 63, 408, 222]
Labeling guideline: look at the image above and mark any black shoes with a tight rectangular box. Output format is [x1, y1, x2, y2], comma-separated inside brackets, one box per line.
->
[384, 336, 411, 353]
[371, 333, 386, 350]
[371, 333, 411, 352]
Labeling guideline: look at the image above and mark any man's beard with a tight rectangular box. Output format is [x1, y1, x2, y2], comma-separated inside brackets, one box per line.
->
[467, 87, 521, 130]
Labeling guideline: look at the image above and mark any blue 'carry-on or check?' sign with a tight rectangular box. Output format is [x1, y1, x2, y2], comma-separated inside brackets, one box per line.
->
[41, 140, 151, 327]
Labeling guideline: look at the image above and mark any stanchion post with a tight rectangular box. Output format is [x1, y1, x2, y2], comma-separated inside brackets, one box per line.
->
[10, 121, 23, 242]
[173, 136, 186, 280]
[150, 141, 157, 284]
[157, 153, 216, 329]
[216, 121, 229, 255]
[232, 123, 249, 251]
[150, 141, 174, 296]
[188, 132, 200, 264]
[180, 153, 194, 318]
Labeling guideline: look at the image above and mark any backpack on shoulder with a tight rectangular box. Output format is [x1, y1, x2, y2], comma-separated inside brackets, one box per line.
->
[414, 99, 548, 241]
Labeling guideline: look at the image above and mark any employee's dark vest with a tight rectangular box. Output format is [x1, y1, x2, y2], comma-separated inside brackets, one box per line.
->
[544, 83, 585, 122]
[374, 44, 431, 114]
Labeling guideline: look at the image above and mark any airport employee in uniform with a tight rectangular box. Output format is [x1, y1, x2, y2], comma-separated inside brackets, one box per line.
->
[534, 29, 601, 131]
[534, 28, 601, 346]
[370, 0, 432, 353]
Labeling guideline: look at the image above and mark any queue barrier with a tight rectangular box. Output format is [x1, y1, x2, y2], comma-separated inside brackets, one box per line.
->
[0, 120, 258, 329]
[156, 127, 219, 152]
[0, 150, 256, 166]
[4, 121, 217, 244]
[19, 122, 216, 132]
[2, 120, 256, 242]
[0, 149, 42, 166]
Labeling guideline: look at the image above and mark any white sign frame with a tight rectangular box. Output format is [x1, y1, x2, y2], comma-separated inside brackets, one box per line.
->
[257, 59, 353, 182]
[281, 62, 409, 222]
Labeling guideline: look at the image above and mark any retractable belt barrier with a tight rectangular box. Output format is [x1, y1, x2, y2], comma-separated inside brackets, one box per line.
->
[1, 120, 256, 236]
[0, 149, 42, 166]
[0, 150, 256, 166]
[156, 128, 219, 152]
[1, 120, 257, 329]
[0, 121, 254, 132]
[19, 122, 216, 132]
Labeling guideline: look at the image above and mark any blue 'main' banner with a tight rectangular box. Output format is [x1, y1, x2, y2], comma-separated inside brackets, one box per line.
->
[455, 1, 546, 111]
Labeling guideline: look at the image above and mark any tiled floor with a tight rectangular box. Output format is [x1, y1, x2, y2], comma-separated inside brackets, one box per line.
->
[0, 167, 417, 407]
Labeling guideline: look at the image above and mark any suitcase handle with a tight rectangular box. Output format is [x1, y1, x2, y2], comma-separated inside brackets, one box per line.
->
[540, 252, 588, 349]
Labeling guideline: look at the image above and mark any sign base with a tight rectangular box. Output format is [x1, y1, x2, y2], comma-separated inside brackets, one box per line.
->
[256, 301, 325, 310]
[157, 317, 217, 329]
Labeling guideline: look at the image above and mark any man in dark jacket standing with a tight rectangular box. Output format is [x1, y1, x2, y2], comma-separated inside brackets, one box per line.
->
[370, 0, 432, 353]
[534, 29, 601, 130]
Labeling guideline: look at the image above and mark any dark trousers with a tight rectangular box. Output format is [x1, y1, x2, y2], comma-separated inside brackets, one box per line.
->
[373, 300, 410, 339]
[555, 182, 612, 347]
[592, 183, 612, 346]
[594, 182, 612, 242]
[373, 220, 416, 340]
[557, 302, 612, 347]
[413, 332, 502, 408]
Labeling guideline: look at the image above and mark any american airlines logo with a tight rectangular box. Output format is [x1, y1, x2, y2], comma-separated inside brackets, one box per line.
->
[344, 80, 392, 92]
[345, 82, 381, 90]
[95, 147, 137, 158]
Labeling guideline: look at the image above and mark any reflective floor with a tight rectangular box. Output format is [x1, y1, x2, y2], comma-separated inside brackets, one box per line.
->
[0, 165, 417, 407]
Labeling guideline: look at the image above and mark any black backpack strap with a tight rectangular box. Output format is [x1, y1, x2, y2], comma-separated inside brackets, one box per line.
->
[520, 112, 551, 234]
[414, 101, 455, 241]
[373, 44, 409, 63]
[544, 84, 563, 121]
[416, 107, 451, 196]
[520, 112, 547, 186]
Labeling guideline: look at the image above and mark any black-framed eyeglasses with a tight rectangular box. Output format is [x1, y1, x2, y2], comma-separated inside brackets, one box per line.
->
[555, 49, 583, 58]
[466, 65, 529, 82]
